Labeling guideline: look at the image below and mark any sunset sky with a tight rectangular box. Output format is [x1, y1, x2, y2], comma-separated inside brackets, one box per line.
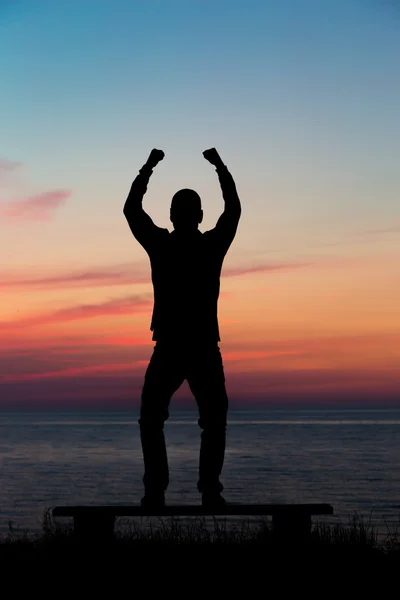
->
[1, 0, 399, 408]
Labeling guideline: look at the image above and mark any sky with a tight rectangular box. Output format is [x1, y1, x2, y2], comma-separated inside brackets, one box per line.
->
[0, 0, 399, 408]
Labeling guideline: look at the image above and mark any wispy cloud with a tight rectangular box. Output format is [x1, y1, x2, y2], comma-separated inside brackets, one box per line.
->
[0, 263, 149, 291]
[0, 158, 23, 174]
[0, 361, 145, 384]
[366, 225, 400, 235]
[104, 335, 153, 346]
[0, 294, 152, 330]
[0, 256, 355, 293]
[224, 332, 400, 356]
[223, 262, 313, 277]
[223, 349, 305, 361]
[0, 189, 72, 221]
[1, 333, 152, 352]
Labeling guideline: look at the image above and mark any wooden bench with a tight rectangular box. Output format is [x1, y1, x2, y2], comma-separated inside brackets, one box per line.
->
[52, 503, 333, 545]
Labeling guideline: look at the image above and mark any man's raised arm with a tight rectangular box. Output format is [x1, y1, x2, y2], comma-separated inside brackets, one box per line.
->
[123, 149, 165, 251]
[203, 148, 241, 250]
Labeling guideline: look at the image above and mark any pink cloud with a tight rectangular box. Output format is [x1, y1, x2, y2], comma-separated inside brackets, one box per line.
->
[0, 189, 72, 221]
[104, 335, 153, 346]
[0, 262, 297, 292]
[0, 361, 145, 384]
[223, 349, 305, 361]
[0, 262, 149, 291]
[0, 294, 152, 330]
[0, 256, 360, 293]
[1, 333, 152, 352]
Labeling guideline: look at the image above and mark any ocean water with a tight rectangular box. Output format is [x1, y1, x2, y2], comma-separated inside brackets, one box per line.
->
[1, 408, 399, 535]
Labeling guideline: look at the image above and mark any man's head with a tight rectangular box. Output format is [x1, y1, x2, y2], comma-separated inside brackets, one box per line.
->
[170, 189, 203, 232]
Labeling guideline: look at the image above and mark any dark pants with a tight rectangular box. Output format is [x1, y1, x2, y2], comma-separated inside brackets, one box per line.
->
[138, 341, 228, 496]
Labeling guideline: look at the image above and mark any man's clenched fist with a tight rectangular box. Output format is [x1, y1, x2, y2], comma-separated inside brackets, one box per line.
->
[147, 148, 165, 168]
[203, 148, 223, 167]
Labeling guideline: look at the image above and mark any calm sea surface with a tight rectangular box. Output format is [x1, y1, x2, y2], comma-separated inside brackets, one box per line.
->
[1, 408, 399, 535]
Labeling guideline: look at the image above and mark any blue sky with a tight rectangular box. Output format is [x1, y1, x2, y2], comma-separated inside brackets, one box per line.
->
[1, 0, 399, 269]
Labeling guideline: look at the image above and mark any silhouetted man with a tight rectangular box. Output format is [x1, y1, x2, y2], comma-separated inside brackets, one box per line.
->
[123, 147, 241, 508]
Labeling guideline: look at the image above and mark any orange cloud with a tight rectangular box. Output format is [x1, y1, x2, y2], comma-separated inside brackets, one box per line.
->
[0, 189, 72, 221]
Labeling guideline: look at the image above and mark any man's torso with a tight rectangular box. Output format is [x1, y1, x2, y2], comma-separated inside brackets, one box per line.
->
[148, 229, 226, 342]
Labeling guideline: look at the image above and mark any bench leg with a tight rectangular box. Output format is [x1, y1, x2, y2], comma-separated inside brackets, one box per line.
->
[73, 514, 115, 545]
[272, 512, 312, 545]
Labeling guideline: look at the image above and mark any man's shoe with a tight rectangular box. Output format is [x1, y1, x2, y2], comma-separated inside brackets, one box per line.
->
[141, 492, 165, 509]
[201, 492, 226, 509]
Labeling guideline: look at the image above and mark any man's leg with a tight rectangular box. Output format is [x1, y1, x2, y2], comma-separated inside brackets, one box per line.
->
[139, 343, 184, 503]
[186, 345, 228, 502]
